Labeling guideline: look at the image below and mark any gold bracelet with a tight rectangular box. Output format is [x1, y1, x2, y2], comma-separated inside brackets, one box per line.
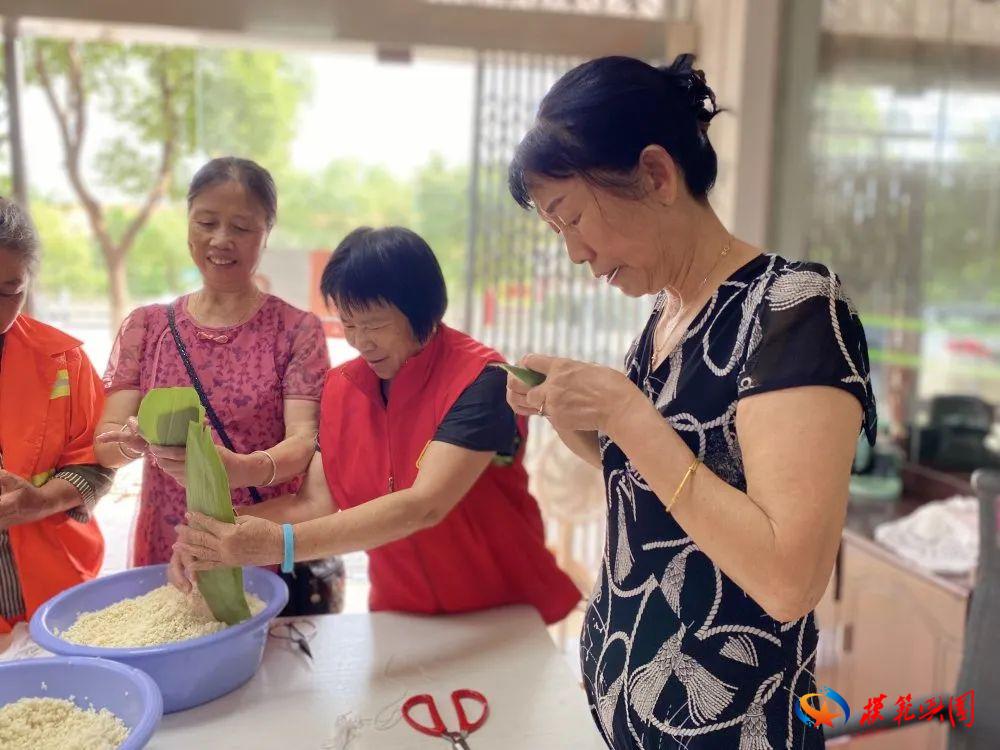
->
[254, 450, 278, 487]
[666, 458, 700, 513]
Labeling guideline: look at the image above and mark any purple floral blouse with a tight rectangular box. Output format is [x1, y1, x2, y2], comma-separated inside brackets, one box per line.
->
[104, 294, 330, 566]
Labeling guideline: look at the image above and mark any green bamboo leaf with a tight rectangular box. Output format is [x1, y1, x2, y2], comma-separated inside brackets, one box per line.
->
[493, 362, 546, 387]
[185, 420, 252, 625]
[137, 387, 205, 446]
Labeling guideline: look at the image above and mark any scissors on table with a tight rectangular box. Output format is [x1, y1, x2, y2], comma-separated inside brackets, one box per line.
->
[402, 689, 489, 748]
[268, 620, 315, 661]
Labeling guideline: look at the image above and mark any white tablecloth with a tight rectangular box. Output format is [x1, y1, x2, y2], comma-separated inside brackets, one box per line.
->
[145, 605, 603, 749]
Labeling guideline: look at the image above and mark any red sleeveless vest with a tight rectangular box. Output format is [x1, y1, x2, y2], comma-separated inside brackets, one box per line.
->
[319, 325, 579, 624]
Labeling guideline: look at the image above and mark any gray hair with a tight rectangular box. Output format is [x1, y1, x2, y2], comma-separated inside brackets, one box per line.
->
[187, 157, 278, 229]
[0, 198, 40, 274]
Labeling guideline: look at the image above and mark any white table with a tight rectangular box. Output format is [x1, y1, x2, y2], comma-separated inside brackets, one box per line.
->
[149, 606, 605, 750]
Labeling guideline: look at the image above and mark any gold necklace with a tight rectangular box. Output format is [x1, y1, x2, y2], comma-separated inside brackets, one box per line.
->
[651, 235, 732, 367]
[191, 286, 263, 326]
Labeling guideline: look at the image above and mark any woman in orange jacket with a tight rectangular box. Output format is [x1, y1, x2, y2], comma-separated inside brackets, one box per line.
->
[0, 198, 113, 634]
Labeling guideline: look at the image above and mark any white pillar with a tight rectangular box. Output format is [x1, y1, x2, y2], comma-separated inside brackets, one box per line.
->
[769, 0, 824, 259]
[3, 17, 28, 209]
[689, 0, 782, 248]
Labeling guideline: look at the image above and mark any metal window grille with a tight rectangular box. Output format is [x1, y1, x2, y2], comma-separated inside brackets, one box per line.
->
[464, 50, 653, 367]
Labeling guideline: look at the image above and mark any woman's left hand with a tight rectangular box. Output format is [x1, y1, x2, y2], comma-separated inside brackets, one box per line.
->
[173, 512, 283, 571]
[506, 354, 647, 435]
[150, 445, 244, 488]
[0, 471, 49, 530]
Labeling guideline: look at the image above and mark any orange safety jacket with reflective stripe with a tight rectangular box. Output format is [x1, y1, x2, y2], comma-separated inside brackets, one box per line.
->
[0, 315, 105, 634]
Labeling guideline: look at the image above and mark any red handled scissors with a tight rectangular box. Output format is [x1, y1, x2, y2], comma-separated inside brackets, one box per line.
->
[402, 689, 489, 748]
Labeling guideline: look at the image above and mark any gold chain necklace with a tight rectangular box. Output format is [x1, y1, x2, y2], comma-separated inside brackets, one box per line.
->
[651, 235, 732, 368]
[191, 286, 264, 326]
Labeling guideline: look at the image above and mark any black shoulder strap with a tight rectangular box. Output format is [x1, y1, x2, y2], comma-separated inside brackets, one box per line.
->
[167, 303, 263, 503]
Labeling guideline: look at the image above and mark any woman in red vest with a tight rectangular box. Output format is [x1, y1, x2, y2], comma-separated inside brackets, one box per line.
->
[174, 227, 579, 624]
[0, 198, 112, 635]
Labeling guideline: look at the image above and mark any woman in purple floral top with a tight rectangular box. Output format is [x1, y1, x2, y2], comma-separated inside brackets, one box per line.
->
[95, 158, 330, 566]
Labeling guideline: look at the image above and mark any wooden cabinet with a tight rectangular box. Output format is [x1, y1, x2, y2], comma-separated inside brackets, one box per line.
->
[816, 531, 970, 750]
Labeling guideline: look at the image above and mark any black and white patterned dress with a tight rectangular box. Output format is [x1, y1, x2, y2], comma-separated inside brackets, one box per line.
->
[582, 254, 877, 750]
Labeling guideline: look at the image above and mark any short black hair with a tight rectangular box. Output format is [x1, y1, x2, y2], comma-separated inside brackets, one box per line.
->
[508, 54, 722, 208]
[320, 227, 448, 343]
[187, 157, 278, 229]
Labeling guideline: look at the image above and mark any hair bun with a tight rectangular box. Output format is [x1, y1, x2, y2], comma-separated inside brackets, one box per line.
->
[658, 53, 720, 133]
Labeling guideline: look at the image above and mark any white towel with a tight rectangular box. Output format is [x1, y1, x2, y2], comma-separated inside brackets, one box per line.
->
[0, 622, 51, 663]
[874, 497, 979, 574]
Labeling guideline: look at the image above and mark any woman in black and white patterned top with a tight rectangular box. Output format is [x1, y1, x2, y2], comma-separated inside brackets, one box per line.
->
[505, 55, 876, 749]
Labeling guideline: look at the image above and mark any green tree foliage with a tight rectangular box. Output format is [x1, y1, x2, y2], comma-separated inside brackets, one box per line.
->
[20, 39, 473, 315]
[31, 200, 106, 297]
[196, 50, 312, 169]
[272, 154, 468, 297]
[412, 154, 469, 297]
[27, 38, 309, 328]
[272, 161, 414, 250]
[113, 204, 191, 299]
[32, 155, 470, 304]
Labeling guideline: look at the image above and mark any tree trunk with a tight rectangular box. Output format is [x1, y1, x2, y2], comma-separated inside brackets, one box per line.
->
[34, 43, 179, 337]
[106, 253, 129, 333]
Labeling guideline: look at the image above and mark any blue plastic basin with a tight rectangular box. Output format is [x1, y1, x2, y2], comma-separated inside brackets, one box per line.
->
[30, 565, 288, 713]
[0, 656, 162, 749]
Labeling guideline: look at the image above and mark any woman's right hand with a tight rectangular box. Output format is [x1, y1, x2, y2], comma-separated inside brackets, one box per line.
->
[506, 354, 645, 437]
[167, 546, 196, 594]
[94, 416, 149, 459]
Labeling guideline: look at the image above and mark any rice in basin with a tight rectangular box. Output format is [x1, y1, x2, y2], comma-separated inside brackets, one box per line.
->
[59, 585, 266, 648]
[0, 696, 128, 750]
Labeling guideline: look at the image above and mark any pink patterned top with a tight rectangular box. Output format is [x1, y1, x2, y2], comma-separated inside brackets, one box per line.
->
[104, 294, 330, 566]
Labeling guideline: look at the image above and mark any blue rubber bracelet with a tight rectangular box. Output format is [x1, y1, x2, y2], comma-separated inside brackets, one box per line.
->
[281, 523, 295, 574]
